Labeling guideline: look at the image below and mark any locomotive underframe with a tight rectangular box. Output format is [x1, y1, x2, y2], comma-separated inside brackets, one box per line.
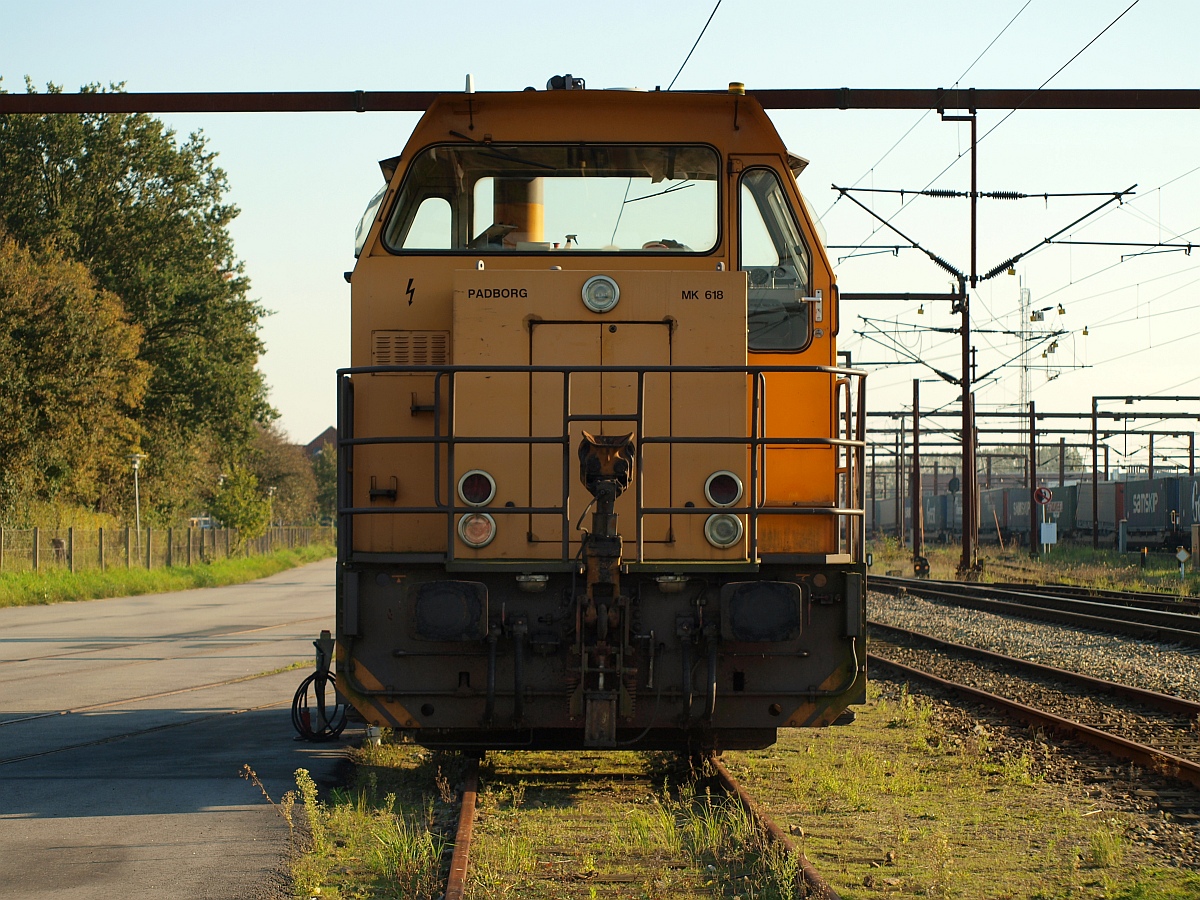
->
[337, 559, 866, 751]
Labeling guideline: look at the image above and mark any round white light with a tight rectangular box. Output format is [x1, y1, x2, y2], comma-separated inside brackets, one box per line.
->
[458, 469, 496, 507]
[704, 514, 743, 549]
[704, 471, 743, 508]
[581, 275, 620, 313]
[458, 512, 497, 548]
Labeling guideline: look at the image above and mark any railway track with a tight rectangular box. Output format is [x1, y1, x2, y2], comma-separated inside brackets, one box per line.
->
[981, 580, 1200, 613]
[441, 752, 840, 899]
[870, 575, 1200, 647]
[867, 622, 1200, 791]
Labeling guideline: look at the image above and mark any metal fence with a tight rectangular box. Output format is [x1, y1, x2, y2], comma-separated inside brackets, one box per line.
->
[0, 526, 335, 574]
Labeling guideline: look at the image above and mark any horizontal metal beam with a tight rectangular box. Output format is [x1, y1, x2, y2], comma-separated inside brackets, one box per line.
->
[750, 87, 1200, 110]
[841, 292, 962, 302]
[870, 409, 1200, 420]
[0, 91, 438, 114]
[0, 88, 1196, 115]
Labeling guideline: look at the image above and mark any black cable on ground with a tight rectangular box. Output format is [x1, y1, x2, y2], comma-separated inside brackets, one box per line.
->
[291, 671, 348, 741]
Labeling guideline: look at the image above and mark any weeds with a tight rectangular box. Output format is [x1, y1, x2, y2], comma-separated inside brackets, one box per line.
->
[1088, 820, 1127, 868]
[239, 763, 296, 833]
[285, 760, 448, 899]
[887, 683, 935, 730]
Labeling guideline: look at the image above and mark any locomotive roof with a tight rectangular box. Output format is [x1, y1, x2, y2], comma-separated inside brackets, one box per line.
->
[381, 89, 794, 179]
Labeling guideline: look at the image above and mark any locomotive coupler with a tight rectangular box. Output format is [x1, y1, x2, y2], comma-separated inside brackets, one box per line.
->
[576, 432, 635, 746]
[577, 431, 634, 638]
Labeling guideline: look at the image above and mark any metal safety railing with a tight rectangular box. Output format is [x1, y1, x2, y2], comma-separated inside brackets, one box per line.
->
[337, 363, 867, 565]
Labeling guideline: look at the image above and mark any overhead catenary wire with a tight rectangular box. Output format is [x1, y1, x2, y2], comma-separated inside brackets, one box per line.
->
[666, 0, 723, 91]
[819, 0, 1034, 217]
[978, 0, 1144, 144]
[834, 1, 1146, 261]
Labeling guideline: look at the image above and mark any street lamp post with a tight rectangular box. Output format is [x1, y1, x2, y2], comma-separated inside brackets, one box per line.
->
[129, 453, 147, 557]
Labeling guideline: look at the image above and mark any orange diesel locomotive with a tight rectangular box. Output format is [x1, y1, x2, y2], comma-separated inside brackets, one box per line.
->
[335, 77, 866, 750]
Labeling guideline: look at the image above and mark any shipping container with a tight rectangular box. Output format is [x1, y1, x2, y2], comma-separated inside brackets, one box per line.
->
[1008, 484, 1079, 537]
[1077, 481, 1123, 536]
[1179, 476, 1200, 531]
[978, 488, 1008, 542]
[1123, 477, 1178, 542]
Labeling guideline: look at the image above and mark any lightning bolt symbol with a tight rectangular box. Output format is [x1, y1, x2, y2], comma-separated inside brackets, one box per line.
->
[405, 278, 415, 306]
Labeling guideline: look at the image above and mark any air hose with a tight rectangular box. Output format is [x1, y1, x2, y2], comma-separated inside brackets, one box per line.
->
[291, 670, 347, 741]
[291, 630, 348, 741]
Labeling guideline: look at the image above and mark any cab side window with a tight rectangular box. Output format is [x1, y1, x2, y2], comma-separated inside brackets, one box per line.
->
[739, 169, 812, 352]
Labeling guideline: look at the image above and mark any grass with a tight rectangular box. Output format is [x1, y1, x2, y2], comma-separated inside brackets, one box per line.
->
[271, 740, 461, 899]
[723, 680, 1200, 899]
[0, 543, 335, 607]
[870, 536, 1200, 595]
[284, 743, 817, 899]
[277, 703, 1200, 899]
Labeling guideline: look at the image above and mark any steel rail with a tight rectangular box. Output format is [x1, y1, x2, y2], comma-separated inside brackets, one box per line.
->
[902, 579, 1200, 628]
[710, 756, 841, 900]
[978, 580, 1200, 613]
[870, 576, 1200, 647]
[1, 88, 1197, 115]
[444, 756, 480, 900]
[868, 620, 1200, 718]
[868, 654, 1200, 790]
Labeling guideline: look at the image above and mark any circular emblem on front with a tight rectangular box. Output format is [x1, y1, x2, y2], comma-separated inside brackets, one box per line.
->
[581, 275, 620, 313]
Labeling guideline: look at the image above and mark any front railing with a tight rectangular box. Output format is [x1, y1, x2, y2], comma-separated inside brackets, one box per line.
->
[337, 364, 867, 565]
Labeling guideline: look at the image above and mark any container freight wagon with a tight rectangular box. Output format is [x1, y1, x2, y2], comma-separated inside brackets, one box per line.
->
[1179, 476, 1200, 534]
[1005, 485, 1077, 542]
[924, 492, 962, 543]
[921, 493, 945, 540]
[1123, 478, 1175, 546]
[1120, 477, 1194, 548]
[1078, 481, 1124, 542]
[866, 498, 897, 535]
[978, 488, 1009, 543]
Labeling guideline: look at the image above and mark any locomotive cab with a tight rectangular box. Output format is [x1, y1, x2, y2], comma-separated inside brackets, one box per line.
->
[335, 80, 867, 751]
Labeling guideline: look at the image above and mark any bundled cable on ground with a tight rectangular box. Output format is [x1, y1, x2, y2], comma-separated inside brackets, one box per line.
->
[292, 630, 347, 741]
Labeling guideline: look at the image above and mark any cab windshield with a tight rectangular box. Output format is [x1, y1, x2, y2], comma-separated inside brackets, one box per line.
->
[382, 144, 719, 253]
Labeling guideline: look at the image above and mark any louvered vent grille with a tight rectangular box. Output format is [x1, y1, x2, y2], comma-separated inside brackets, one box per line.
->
[372, 330, 450, 367]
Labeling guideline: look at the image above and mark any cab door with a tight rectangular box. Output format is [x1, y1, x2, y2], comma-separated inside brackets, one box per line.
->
[735, 162, 836, 555]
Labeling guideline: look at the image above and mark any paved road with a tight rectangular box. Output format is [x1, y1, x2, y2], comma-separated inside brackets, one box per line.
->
[0, 559, 352, 899]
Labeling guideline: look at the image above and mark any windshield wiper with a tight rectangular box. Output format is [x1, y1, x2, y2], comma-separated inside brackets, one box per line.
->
[448, 131, 558, 171]
[622, 181, 695, 204]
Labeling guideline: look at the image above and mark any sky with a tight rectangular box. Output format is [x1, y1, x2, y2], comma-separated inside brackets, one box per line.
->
[4, 0, 1198, 469]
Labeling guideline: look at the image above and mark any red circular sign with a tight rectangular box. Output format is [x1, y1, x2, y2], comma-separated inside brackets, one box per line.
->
[1034, 486, 1053, 505]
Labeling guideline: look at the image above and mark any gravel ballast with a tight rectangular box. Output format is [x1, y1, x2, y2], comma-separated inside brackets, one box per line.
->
[870, 588, 1200, 702]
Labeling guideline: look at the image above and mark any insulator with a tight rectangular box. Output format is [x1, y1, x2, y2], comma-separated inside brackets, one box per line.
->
[925, 251, 962, 278]
[982, 257, 1019, 281]
[985, 191, 1024, 200]
[925, 189, 962, 198]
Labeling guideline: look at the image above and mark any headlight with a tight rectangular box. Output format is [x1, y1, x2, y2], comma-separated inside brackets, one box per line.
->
[458, 512, 497, 548]
[458, 469, 496, 507]
[704, 514, 744, 549]
[704, 471, 743, 507]
[581, 275, 620, 313]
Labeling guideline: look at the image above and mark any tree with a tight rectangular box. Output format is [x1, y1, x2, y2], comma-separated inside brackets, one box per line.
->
[0, 233, 147, 521]
[248, 424, 318, 524]
[312, 442, 337, 525]
[209, 466, 270, 549]
[0, 80, 275, 517]
[982, 444, 1084, 475]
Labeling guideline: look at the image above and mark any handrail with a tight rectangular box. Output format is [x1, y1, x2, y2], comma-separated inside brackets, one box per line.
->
[337, 363, 867, 564]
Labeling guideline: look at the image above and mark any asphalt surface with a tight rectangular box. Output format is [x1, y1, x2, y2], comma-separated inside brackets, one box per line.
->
[0, 559, 352, 899]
